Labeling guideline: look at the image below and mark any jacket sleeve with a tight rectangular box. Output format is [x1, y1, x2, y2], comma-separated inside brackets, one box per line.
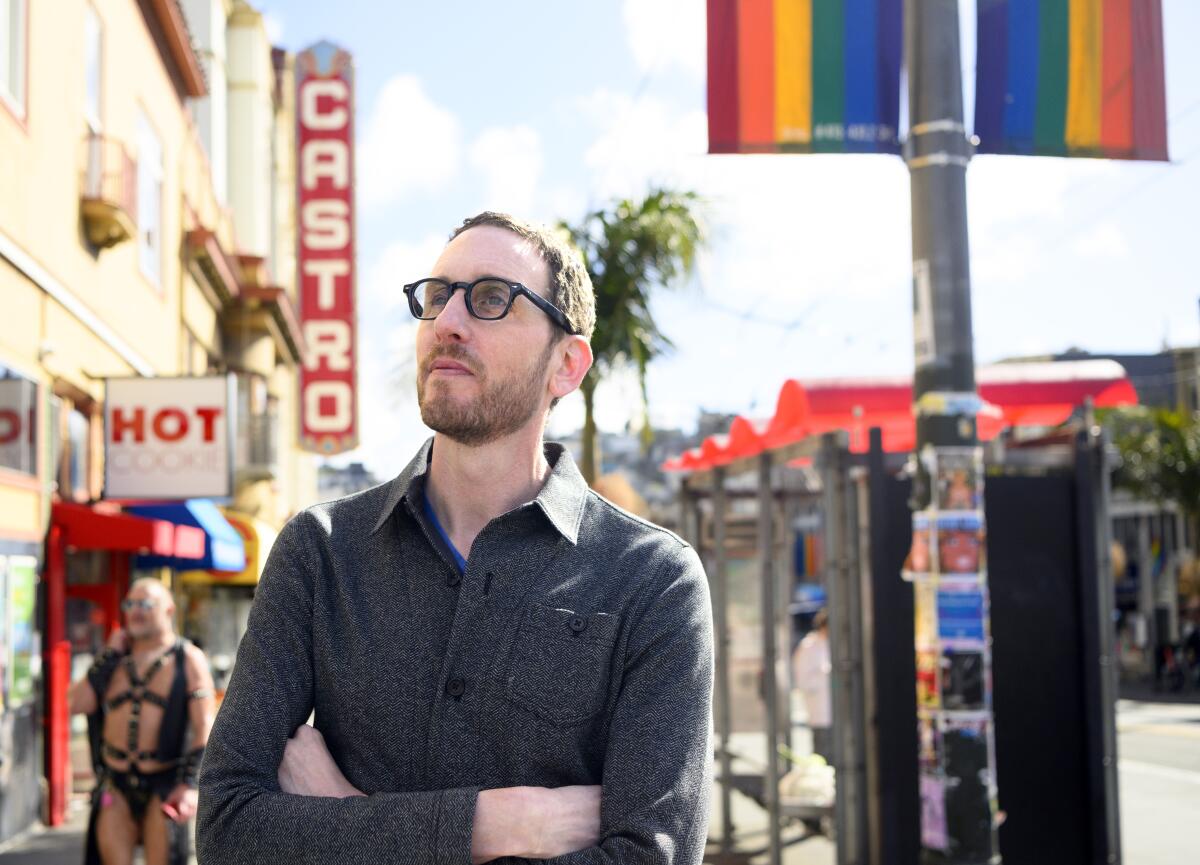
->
[195, 514, 479, 865]
[545, 542, 715, 865]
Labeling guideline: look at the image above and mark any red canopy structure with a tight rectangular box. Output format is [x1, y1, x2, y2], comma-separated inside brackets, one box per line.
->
[662, 360, 1137, 472]
[49, 501, 206, 558]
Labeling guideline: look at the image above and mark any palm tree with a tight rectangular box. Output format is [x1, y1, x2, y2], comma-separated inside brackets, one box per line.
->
[1102, 405, 1200, 544]
[561, 188, 707, 484]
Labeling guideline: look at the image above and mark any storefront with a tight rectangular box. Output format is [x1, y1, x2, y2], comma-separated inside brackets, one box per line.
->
[0, 363, 44, 842]
[176, 508, 275, 698]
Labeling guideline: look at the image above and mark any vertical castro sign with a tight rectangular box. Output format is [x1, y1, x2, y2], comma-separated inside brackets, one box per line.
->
[296, 41, 358, 454]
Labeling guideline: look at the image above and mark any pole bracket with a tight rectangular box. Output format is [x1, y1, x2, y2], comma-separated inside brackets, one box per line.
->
[906, 152, 971, 170]
[909, 119, 967, 136]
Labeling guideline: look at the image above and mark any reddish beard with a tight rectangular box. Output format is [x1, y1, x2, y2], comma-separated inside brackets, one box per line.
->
[417, 339, 556, 446]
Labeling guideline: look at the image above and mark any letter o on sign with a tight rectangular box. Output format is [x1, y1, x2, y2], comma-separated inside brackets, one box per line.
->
[153, 408, 189, 442]
[305, 382, 352, 432]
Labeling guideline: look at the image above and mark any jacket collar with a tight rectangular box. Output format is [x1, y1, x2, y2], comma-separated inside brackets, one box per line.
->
[370, 437, 588, 544]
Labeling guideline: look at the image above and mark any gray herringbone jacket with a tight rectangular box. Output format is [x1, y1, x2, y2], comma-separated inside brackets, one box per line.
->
[196, 440, 713, 864]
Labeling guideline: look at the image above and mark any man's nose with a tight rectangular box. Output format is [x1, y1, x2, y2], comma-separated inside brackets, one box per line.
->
[432, 288, 472, 342]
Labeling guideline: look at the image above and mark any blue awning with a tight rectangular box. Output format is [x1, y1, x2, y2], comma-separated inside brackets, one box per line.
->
[128, 500, 247, 572]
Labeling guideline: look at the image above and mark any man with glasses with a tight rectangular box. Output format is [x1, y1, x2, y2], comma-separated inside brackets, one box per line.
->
[198, 212, 714, 863]
[69, 578, 216, 865]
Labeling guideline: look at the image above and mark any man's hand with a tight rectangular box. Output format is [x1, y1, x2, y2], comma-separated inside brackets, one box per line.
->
[277, 724, 364, 799]
[162, 784, 198, 823]
[524, 786, 602, 859]
[106, 628, 129, 653]
[472, 785, 601, 863]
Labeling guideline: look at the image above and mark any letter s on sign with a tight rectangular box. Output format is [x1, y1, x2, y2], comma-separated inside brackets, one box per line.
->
[302, 200, 349, 251]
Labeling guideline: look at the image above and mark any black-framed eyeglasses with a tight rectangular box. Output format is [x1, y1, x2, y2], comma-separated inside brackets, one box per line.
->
[402, 277, 578, 335]
[121, 598, 158, 612]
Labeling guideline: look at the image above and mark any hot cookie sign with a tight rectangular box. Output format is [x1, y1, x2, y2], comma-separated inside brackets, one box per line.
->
[296, 41, 358, 455]
[104, 376, 235, 499]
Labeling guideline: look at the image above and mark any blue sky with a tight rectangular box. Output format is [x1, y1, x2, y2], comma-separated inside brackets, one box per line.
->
[257, 0, 1200, 479]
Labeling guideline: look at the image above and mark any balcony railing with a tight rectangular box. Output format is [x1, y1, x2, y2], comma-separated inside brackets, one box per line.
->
[80, 133, 137, 249]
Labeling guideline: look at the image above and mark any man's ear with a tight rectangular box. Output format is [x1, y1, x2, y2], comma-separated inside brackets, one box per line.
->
[549, 336, 593, 401]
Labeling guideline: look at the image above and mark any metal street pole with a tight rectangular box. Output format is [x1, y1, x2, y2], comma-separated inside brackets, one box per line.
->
[905, 1, 1000, 863]
[713, 468, 736, 854]
[757, 454, 783, 865]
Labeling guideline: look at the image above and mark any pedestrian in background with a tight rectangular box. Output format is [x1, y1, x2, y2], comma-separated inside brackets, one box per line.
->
[68, 579, 215, 865]
[793, 609, 833, 763]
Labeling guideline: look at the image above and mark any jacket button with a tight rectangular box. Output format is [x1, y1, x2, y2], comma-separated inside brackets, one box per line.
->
[445, 677, 466, 698]
[447, 571, 462, 587]
[569, 616, 587, 634]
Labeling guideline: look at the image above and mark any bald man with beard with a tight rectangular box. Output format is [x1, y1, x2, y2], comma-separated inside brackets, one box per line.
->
[69, 578, 216, 865]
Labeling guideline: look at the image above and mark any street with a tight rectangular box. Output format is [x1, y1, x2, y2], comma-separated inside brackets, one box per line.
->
[1116, 698, 1200, 865]
[705, 698, 1200, 864]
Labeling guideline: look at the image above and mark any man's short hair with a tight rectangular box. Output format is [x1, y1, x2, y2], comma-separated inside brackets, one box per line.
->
[450, 212, 596, 342]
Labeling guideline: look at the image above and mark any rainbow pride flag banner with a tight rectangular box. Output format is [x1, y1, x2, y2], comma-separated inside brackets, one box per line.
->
[706, 0, 903, 154]
[974, 0, 1168, 161]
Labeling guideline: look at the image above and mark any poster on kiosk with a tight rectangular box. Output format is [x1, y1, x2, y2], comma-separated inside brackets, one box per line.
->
[104, 376, 236, 500]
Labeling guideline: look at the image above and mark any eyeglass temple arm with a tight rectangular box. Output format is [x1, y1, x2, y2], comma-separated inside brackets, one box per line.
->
[518, 286, 578, 335]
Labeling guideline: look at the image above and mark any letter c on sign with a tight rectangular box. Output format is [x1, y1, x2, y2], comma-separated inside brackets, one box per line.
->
[301, 79, 348, 131]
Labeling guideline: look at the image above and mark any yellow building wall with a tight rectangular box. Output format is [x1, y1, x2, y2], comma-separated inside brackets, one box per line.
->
[0, 0, 318, 540]
[0, 0, 236, 384]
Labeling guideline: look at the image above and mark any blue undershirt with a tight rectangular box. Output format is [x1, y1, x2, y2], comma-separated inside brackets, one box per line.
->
[422, 494, 467, 573]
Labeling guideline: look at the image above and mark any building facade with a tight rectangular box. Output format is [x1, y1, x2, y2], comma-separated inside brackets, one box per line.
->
[0, 0, 319, 836]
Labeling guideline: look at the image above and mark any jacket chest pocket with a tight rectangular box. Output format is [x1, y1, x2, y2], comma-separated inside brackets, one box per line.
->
[506, 605, 619, 727]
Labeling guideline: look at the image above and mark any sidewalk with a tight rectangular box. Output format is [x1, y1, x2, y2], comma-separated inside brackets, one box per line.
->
[708, 712, 835, 865]
[0, 801, 197, 865]
[0, 804, 87, 865]
[1119, 678, 1200, 705]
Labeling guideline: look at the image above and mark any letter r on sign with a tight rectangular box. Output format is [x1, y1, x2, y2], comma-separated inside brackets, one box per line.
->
[304, 320, 352, 372]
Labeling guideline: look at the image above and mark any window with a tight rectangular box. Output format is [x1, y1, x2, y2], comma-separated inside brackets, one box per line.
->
[0, 365, 36, 476]
[136, 110, 163, 287]
[0, 0, 26, 118]
[66, 408, 89, 501]
[84, 5, 101, 132]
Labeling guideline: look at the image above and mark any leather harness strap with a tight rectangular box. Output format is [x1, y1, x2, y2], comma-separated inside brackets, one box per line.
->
[102, 642, 179, 765]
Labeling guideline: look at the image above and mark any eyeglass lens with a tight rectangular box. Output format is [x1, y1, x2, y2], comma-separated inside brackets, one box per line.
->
[414, 279, 512, 320]
[121, 599, 157, 612]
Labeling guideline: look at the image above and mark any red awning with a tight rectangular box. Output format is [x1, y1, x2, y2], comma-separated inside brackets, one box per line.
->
[662, 360, 1138, 472]
[51, 501, 205, 560]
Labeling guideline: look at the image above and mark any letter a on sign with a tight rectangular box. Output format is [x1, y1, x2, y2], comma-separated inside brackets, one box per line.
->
[296, 41, 358, 454]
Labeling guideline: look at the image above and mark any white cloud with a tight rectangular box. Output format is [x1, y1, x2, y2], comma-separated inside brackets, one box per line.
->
[578, 89, 707, 199]
[577, 87, 911, 306]
[545, 185, 588, 225]
[622, 0, 705, 79]
[468, 125, 543, 217]
[364, 233, 447, 311]
[358, 76, 460, 209]
[349, 324, 428, 478]
[564, 86, 917, 430]
[262, 12, 284, 45]
[1069, 222, 1130, 259]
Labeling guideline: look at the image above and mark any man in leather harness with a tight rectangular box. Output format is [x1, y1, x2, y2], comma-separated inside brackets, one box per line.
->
[68, 578, 216, 865]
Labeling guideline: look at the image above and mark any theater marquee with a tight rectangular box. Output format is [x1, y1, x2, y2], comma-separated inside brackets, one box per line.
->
[296, 41, 359, 455]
